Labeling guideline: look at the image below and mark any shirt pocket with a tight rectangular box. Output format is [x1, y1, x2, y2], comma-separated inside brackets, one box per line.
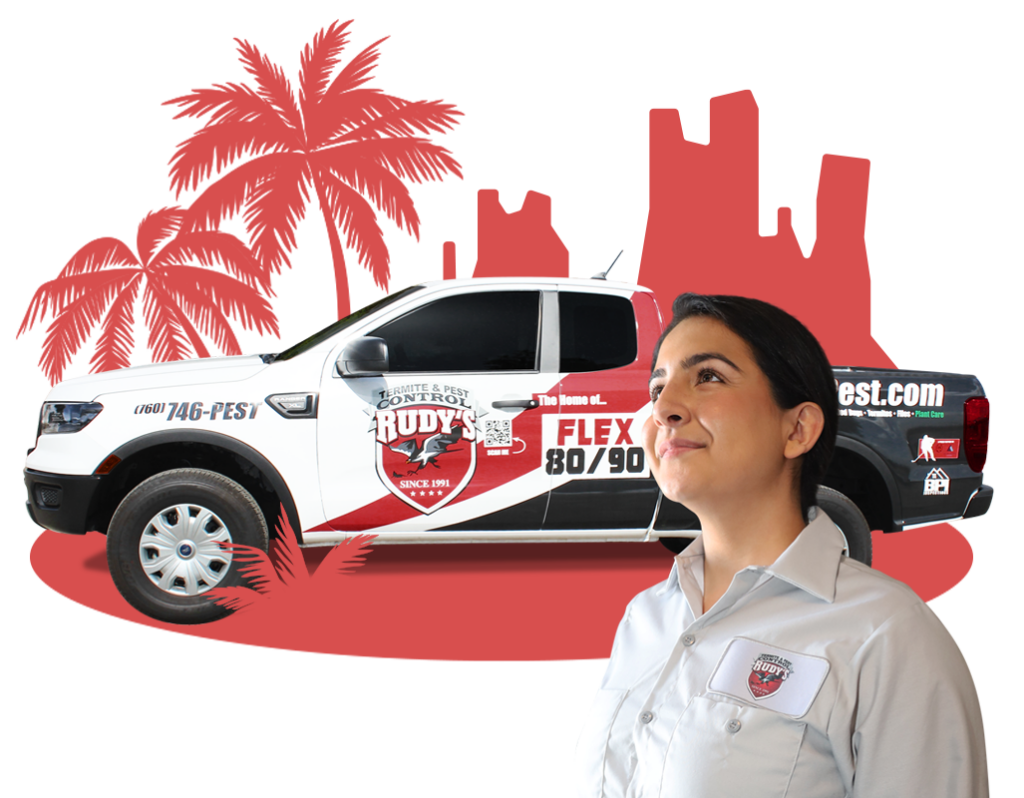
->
[576, 688, 630, 798]
[659, 694, 806, 798]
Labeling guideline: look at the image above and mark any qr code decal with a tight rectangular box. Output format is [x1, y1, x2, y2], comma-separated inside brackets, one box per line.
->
[484, 418, 512, 448]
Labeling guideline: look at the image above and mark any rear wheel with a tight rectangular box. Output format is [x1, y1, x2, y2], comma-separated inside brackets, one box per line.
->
[815, 485, 872, 566]
[106, 468, 269, 624]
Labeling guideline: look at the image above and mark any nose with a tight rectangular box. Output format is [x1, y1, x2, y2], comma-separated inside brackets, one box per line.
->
[651, 380, 691, 428]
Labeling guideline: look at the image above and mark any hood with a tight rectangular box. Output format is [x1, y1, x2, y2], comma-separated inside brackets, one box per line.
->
[45, 355, 269, 400]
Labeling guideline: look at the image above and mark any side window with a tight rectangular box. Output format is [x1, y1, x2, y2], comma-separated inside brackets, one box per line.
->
[559, 292, 637, 372]
[371, 291, 540, 372]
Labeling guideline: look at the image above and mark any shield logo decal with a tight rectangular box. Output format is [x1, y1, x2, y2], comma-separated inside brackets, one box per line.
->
[373, 396, 479, 514]
[747, 654, 793, 700]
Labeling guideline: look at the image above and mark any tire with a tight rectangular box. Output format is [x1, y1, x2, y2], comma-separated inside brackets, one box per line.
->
[815, 485, 872, 566]
[106, 468, 269, 624]
[659, 536, 695, 555]
[657, 488, 872, 565]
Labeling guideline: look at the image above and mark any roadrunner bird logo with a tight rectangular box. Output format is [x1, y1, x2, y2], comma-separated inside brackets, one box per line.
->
[389, 427, 464, 472]
[747, 653, 793, 700]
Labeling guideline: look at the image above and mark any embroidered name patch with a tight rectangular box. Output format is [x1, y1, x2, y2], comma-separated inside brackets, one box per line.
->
[707, 638, 830, 718]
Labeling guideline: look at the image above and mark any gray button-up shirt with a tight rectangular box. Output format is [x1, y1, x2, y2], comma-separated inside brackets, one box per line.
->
[576, 510, 987, 797]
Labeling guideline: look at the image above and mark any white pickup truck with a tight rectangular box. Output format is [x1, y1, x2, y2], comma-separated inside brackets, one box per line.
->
[24, 277, 992, 623]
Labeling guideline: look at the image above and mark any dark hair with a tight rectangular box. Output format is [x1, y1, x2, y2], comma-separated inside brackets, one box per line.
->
[652, 293, 838, 521]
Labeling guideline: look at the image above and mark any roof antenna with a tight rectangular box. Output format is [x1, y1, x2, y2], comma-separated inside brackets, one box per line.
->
[593, 249, 622, 280]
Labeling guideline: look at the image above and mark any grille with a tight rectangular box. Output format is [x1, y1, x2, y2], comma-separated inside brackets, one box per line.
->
[34, 484, 62, 509]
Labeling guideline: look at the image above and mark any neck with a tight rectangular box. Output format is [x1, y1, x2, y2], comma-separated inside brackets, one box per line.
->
[694, 490, 807, 613]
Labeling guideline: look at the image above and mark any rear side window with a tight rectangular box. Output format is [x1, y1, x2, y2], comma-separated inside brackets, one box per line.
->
[559, 292, 637, 372]
[371, 291, 540, 372]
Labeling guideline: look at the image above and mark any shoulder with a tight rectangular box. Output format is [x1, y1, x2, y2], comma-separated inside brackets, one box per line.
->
[834, 556, 939, 633]
[832, 559, 970, 678]
[837, 556, 919, 602]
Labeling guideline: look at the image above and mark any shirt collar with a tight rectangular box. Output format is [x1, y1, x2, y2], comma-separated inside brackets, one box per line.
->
[657, 535, 704, 597]
[658, 508, 845, 603]
[764, 509, 845, 603]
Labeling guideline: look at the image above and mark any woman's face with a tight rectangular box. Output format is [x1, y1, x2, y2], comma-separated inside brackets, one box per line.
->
[643, 316, 798, 510]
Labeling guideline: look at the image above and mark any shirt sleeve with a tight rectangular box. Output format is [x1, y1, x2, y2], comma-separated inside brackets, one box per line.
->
[837, 600, 988, 797]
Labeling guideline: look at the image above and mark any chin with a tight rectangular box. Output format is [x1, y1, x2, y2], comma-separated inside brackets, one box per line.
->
[651, 466, 729, 514]
[661, 489, 696, 508]
[651, 471, 699, 507]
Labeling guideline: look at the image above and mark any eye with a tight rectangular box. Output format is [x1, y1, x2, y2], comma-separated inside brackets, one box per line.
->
[649, 383, 664, 402]
[696, 368, 722, 384]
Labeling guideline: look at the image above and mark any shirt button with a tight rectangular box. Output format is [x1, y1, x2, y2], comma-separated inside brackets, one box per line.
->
[640, 711, 655, 724]
[682, 634, 696, 646]
[726, 719, 742, 734]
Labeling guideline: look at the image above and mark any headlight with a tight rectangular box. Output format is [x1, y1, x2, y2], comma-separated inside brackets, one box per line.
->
[39, 402, 104, 434]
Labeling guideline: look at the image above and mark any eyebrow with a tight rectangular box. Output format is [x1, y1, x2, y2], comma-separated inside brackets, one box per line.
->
[650, 352, 742, 380]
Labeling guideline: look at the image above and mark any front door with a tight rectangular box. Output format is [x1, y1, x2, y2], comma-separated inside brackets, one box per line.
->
[316, 286, 560, 537]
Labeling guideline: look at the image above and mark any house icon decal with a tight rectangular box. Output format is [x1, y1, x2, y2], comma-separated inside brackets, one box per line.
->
[924, 467, 951, 496]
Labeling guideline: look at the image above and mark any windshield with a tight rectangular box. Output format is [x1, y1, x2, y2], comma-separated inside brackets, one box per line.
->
[271, 285, 425, 362]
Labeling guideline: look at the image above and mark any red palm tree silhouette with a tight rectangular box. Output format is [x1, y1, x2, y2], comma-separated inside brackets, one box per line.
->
[205, 505, 375, 613]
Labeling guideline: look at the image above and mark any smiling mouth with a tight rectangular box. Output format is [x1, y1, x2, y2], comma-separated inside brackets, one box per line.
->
[658, 439, 706, 458]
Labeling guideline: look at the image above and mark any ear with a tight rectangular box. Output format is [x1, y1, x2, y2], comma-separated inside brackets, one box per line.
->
[783, 402, 824, 460]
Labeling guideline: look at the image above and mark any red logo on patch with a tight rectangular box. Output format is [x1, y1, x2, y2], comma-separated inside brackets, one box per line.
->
[747, 654, 793, 700]
[374, 400, 478, 514]
[918, 438, 960, 460]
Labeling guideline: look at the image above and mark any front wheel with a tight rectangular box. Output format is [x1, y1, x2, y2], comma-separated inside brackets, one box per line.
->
[815, 486, 872, 566]
[106, 468, 269, 624]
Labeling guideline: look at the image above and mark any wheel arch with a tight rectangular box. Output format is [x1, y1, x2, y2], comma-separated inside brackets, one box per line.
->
[823, 437, 902, 533]
[89, 430, 303, 543]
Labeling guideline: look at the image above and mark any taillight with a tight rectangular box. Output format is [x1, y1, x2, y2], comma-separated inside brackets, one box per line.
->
[963, 397, 989, 473]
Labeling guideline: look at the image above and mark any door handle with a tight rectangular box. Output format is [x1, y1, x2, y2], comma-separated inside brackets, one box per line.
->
[492, 399, 540, 410]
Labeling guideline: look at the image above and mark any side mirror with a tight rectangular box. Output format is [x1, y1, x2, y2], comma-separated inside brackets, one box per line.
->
[338, 336, 390, 376]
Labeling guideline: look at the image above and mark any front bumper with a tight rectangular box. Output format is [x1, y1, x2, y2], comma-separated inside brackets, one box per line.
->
[24, 468, 104, 535]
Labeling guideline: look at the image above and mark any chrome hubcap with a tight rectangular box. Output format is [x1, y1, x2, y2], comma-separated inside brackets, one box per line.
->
[138, 504, 233, 596]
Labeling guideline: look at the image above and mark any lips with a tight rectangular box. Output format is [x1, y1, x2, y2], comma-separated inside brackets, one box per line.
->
[658, 438, 706, 458]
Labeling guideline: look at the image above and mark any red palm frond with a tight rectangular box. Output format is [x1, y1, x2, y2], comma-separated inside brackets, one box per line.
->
[299, 17, 354, 84]
[165, 82, 278, 126]
[137, 207, 184, 266]
[321, 36, 388, 101]
[151, 230, 272, 293]
[268, 506, 309, 587]
[142, 280, 199, 362]
[202, 585, 265, 611]
[308, 88, 397, 148]
[317, 152, 420, 238]
[90, 272, 142, 373]
[235, 41, 288, 87]
[319, 169, 390, 288]
[330, 98, 463, 144]
[243, 157, 311, 274]
[313, 533, 376, 580]
[169, 120, 291, 197]
[55, 237, 139, 278]
[202, 508, 374, 616]
[19, 260, 139, 337]
[217, 543, 282, 595]
[333, 137, 463, 183]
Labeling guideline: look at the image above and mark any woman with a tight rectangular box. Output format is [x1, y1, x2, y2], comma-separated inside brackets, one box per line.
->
[576, 293, 987, 798]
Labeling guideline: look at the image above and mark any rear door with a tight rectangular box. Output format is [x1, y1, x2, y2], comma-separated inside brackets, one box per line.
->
[541, 288, 662, 535]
